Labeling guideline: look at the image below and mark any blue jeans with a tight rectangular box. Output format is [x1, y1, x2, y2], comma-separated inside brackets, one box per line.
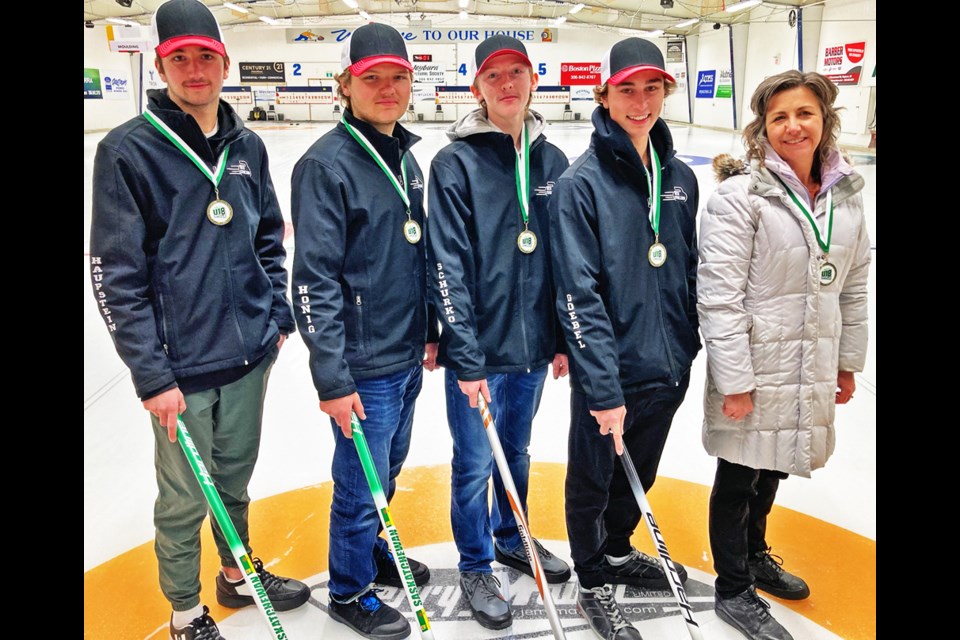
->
[328, 365, 423, 601]
[445, 367, 547, 573]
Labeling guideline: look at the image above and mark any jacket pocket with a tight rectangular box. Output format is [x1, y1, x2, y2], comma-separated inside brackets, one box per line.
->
[157, 291, 174, 359]
[353, 291, 367, 356]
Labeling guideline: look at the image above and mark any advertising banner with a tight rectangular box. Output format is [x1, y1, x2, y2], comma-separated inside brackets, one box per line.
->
[560, 62, 601, 86]
[570, 87, 595, 101]
[102, 69, 131, 100]
[106, 24, 148, 53]
[414, 63, 446, 84]
[239, 62, 286, 83]
[84, 68, 102, 99]
[412, 84, 438, 103]
[666, 40, 684, 63]
[696, 70, 715, 98]
[715, 70, 733, 98]
[818, 41, 866, 86]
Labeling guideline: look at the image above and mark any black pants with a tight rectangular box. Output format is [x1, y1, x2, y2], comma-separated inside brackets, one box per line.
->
[709, 458, 789, 598]
[565, 375, 689, 589]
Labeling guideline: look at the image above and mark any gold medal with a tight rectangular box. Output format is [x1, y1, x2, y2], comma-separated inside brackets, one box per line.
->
[648, 242, 667, 267]
[403, 218, 422, 244]
[206, 199, 233, 226]
[819, 261, 837, 286]
[517, 229, 537, 254]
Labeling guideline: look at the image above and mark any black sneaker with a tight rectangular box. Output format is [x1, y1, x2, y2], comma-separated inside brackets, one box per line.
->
[495, 538, 572, 583]
[328, 589, 411, 640]
[601, 548, 688, 589]
[576, 584, 642, 639]
[169, 606, 225, 640]
[748, 549, 810, 600]
[374, 550, 430, 588]
[715, 586, 793, 640]
[216, 557, 310, 611]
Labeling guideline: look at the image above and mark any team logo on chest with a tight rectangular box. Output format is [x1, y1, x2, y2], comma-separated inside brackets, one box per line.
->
[661, 186, 688, 202]
[227, 160, 252, 177]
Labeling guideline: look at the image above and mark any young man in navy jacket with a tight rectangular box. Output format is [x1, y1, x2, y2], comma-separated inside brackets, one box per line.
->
[292, 23, 439, 640]
[89, 1, 308, 638]
[427, 35, 571, 631]
[550, 38, 701, 640]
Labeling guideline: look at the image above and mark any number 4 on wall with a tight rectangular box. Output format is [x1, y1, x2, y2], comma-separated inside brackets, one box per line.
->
[458, 62, 546, 76]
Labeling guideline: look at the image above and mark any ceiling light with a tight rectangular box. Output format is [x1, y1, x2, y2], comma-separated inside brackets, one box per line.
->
[115, 0, 133, 7]
[106, 17, 139, 27]
[459, 10, 468, 19]
[359, 10, 371, 20]
[569, 3, 585, 13]
[343, 0, 359, 8]
[458, 0, 469, 8]
[554, 15, 567, 26]
[259, 15, 278, 25]
[724, 0, 762, 13]
[674, 18, 698, 28]
[223, 2, 249, 13]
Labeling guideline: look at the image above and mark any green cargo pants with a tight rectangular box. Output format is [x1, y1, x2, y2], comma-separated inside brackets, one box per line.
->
[150, 348, 278, 610]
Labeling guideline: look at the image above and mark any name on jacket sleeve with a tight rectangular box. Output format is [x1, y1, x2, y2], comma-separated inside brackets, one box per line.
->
[296, 284, 316, 333]
[436, 262, 456, 323]
[90, 257, 116, 332]
[565, 293, 585, 349]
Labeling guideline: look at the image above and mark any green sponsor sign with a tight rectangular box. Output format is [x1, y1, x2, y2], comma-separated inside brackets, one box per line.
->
[84, 68, 102, 99]
[715, 84, 732, 98]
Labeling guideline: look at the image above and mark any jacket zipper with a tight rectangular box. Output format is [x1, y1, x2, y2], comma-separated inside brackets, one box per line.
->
[355, 294, 365, 354]
[158, 291, 170, 355]
[518, 244, 531, 372]
[221, 232, 249, 365]
[650, 170, 679, 385]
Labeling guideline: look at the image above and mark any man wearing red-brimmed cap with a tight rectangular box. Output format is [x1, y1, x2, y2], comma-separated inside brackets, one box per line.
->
[426, 34, 572, 631]
[550, 37, 701, 639]
[89, 1, 309, 638]
[291, 22, 438, 640]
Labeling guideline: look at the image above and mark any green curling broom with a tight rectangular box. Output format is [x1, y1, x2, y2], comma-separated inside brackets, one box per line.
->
[350, 412, 435, 639]
[177, 417, 288, 640]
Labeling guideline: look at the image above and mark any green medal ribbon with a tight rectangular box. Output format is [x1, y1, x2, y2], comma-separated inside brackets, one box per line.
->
[642, 138, 662, 243]
[514, 124, 531, 227]
[513, 125, 539, 253]
[776, 176, 834, 256]
[341, 119, 410, 216]
[142, 109, 230, 199]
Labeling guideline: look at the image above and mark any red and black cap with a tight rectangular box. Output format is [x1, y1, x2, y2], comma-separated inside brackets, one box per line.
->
[151, 0, 226, 59]
[600, 37, 674, 85]
[340, 23, 413, 75]
[468, 35, 532, 84]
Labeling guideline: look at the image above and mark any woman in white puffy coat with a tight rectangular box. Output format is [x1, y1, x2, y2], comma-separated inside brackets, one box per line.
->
[697, 71, 871, 640]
